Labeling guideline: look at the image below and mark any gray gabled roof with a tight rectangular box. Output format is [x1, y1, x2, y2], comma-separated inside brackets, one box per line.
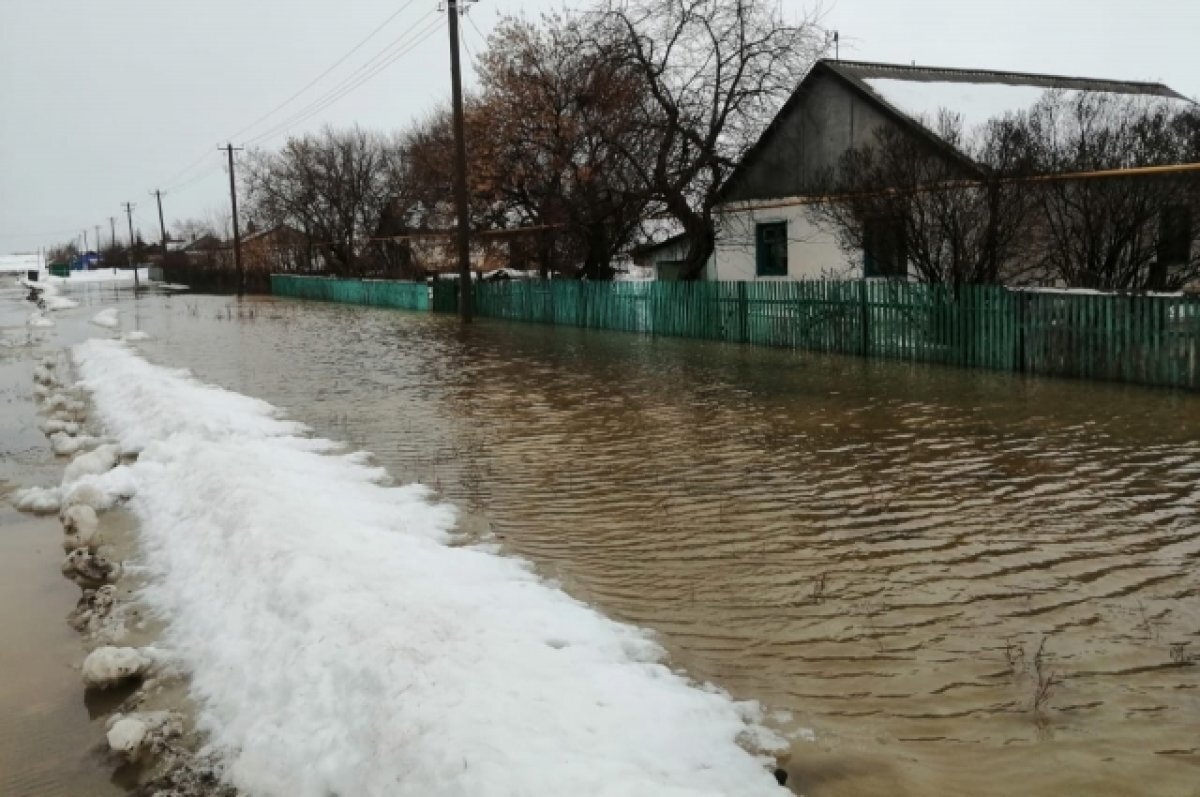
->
[825, 59, 1191, 100]
[719, 58, 1197, 202]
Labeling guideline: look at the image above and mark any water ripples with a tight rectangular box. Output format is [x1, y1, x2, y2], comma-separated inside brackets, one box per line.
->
[138, 295, 1200, 796]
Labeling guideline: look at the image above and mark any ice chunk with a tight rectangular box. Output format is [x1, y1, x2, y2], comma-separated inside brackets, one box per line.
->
[62, 443, 120, 484]
[91, 308, 120, 328]
[12, 486, 61, 514]
[82, 646, 154, 689]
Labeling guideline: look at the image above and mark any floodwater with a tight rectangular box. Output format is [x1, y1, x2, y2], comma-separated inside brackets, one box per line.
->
[0, 285, 126, 796]
[4, 287, 1200, 796]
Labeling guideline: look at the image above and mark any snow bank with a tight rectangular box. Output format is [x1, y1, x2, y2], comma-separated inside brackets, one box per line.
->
[91, 308, 120, 328]
[45, 267, 148, 286]
[863, 77, 1198, 138]
[73, 339, 786, 797]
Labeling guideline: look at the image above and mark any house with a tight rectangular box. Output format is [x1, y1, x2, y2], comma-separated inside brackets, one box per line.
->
[0, 253, 43, 275]
[711, 59, 1197, 282]
[181, 234, 229, 266]
[242, 224, 321, 274]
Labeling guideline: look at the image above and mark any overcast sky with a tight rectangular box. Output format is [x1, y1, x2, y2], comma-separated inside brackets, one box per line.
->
[2, 0, 1197, 256]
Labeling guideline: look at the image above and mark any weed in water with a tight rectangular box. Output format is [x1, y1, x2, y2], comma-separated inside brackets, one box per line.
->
[1031, 636, 1062, 715]
[1002, 637, 1026, 676]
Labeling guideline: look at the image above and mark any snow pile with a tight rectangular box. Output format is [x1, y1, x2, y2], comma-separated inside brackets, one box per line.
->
[124, 329, 151, 341]
[863, 77, 1197, 138]
[43, 292, 79, 311]
[44, 267, 148, 286]
[12, 485, 62, 513]
[82, 645, 158, 689]
[73, 339, 786, 797]
[91, 308, 120, 328]
[106, 711, 183, 761]
[27, 311, 55, 327]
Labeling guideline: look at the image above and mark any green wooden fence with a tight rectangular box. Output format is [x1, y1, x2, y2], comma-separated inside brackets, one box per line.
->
[271, 274, 429, 311]
[272, 275, 1200, 390]
[432, 280, 1200, 390]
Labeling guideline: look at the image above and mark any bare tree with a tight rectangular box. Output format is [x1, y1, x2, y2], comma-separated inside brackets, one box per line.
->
[475, 15, 651, 279]
[46, 241, 80, 264]
[595, 0, 826, 279]
[1017, 91, 1200, 290]
[243, 126, 398, 276]
[810, 113, 1038, 287]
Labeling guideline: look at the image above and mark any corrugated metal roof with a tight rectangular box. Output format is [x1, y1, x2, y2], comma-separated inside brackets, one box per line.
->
[825, 60, 1191, 101]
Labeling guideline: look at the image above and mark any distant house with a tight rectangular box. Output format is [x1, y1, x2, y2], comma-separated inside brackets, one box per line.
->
[242, 224, 321, 274]
[710, 59, 1198, 282]
[181, 234, 228, 264]
[0, 253, 42, 275]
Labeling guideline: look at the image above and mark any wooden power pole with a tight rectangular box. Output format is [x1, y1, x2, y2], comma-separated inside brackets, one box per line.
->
[221, 144, 245, 297]
[447, 0, 472, 322]
[153, 189, 169, 266]
[122, 202, 140, 289]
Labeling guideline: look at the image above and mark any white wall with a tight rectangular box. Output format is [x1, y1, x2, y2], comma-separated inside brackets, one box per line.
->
[711, 203, 857, 281]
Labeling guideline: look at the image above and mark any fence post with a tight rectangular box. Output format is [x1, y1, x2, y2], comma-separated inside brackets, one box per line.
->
[859, 281, 871, 356]
[737, 282, 749, 343]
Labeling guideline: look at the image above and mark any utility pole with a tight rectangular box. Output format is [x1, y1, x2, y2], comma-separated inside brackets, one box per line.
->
[122, 202, 140, 289]
[447, 0, 473, 322]
[94, 224, 101, 253]
[110, 217, 117, 250]
[153, 189, 169, 268]
[221, 144, 245, 296]
[82, 229, 88, 256]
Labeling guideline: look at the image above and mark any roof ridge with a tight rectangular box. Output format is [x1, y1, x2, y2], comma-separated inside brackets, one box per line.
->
[822, 58, 1178, 93]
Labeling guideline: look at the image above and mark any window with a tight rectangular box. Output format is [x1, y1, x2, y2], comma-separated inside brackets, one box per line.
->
[755, 221, 788, 277]
[863, 217, 907, 278]
[1158, 205, 1193, 266]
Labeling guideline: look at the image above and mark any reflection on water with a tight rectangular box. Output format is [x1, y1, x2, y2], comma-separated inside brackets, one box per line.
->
[117, 294, 1200, 795]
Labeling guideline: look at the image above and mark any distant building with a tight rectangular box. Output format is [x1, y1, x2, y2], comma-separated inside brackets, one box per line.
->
[242, 224, 322, 274]
[711, 59, 1198, 282]
[631, 233, 691, 281]
[0, 253, 42, 274]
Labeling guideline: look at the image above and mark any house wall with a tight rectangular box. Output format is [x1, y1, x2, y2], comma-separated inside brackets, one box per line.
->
[711, 204, 856, 281]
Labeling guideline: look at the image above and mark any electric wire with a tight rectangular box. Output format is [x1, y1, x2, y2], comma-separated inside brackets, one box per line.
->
[157, 2, 427, 192]
[243, 11, 444, 148]
[227, 0, 420, 142]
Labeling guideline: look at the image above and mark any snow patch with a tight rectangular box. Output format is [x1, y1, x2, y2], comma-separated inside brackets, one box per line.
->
[124, 329, 151, 341]
[12, 485, 61, 513]
[62, 443, 121, 484]
[91, 308, 120, 328]
[27, 311, 55, 328]
[863, 77, 1197, 139]
[73, 339, 787, 796]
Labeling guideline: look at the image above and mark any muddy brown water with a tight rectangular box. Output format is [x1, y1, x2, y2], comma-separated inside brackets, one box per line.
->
[0, 286, 127, 797]
[4, 288, 1199, 796]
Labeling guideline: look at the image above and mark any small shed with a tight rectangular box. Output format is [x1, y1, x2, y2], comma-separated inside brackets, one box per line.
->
[631, 233, 692, 281]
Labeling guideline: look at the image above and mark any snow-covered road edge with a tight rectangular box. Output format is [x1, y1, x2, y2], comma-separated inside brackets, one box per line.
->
[73, 339, 786, 797]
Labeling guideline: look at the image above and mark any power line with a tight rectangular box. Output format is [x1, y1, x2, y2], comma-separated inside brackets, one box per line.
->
[155, 2, 425, 193]
[244, 11, 443, 148]
[227, 0, 420, 142]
